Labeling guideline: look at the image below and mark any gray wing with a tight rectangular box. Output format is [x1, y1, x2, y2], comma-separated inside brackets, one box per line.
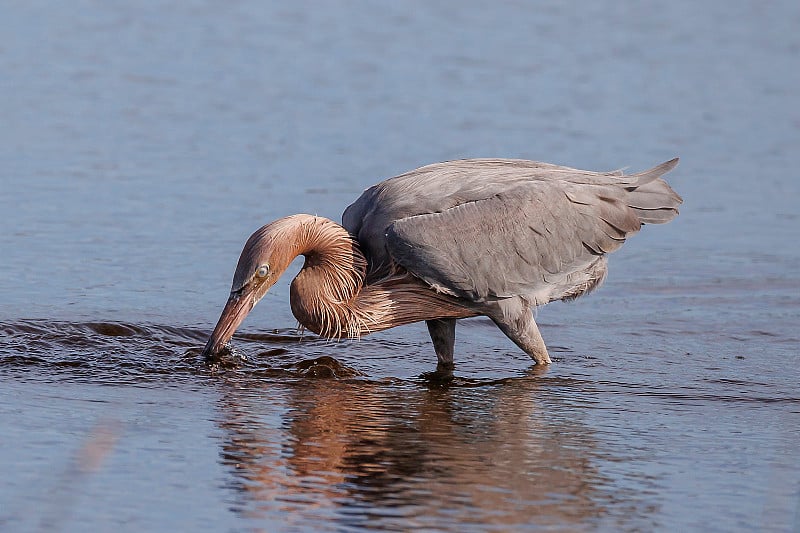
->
[343, 158, 681, 301]
[343, 159, 593, 273]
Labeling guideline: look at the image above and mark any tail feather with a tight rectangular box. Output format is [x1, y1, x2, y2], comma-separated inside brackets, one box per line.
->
[627, 158, 682, 224]
[630, 157, 680, 187]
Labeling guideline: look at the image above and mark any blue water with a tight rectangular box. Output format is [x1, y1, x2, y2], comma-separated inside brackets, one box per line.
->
[1, 1, 798, 531]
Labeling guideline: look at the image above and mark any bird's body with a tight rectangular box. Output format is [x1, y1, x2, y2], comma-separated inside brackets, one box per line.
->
[202, 158, 682, 370]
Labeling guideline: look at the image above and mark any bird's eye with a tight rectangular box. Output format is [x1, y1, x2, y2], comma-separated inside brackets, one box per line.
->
[256, 264, 270, 278]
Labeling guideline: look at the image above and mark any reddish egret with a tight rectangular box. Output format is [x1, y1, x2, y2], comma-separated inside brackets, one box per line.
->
[202, 158, 681, 369]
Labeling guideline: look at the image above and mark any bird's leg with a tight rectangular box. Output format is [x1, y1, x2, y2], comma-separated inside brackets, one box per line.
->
[426, 318, 456, 370]
[488, 298, 552, 365]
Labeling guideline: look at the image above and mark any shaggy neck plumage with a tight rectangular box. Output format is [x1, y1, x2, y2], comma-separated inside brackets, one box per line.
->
[287, 215, 367, 338]
[279, 215, 473, 339]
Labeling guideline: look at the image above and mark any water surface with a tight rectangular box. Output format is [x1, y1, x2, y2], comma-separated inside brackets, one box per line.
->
[1, 1, 799, 531]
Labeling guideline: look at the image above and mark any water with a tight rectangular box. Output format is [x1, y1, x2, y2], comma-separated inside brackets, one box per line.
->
[1, 1, 799, 531]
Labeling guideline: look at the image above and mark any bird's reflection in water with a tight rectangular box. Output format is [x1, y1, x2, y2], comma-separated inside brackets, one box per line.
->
[213, 364, 627, 530]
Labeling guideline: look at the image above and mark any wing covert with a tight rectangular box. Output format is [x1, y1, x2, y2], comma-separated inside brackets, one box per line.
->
[386, 181, 642, 304]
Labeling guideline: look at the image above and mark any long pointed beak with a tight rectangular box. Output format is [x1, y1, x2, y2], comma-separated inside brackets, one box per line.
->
[201, 289, 254, 360]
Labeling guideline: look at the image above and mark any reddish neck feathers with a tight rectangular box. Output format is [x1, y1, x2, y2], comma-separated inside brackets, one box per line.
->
[283, 215, 473, 338]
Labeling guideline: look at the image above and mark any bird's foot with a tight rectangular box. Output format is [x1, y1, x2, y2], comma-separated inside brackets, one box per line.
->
[419, 361, 455, 385]
[532, 350, 552, 365]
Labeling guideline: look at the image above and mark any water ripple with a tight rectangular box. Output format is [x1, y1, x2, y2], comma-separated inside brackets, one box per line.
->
[0, 319, 361, 383]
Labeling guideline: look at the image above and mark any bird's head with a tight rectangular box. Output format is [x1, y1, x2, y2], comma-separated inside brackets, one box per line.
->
[201, 219, 299, 360]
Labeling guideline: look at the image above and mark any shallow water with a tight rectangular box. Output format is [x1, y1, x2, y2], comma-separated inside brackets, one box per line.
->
[1, 1, 799, 531]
